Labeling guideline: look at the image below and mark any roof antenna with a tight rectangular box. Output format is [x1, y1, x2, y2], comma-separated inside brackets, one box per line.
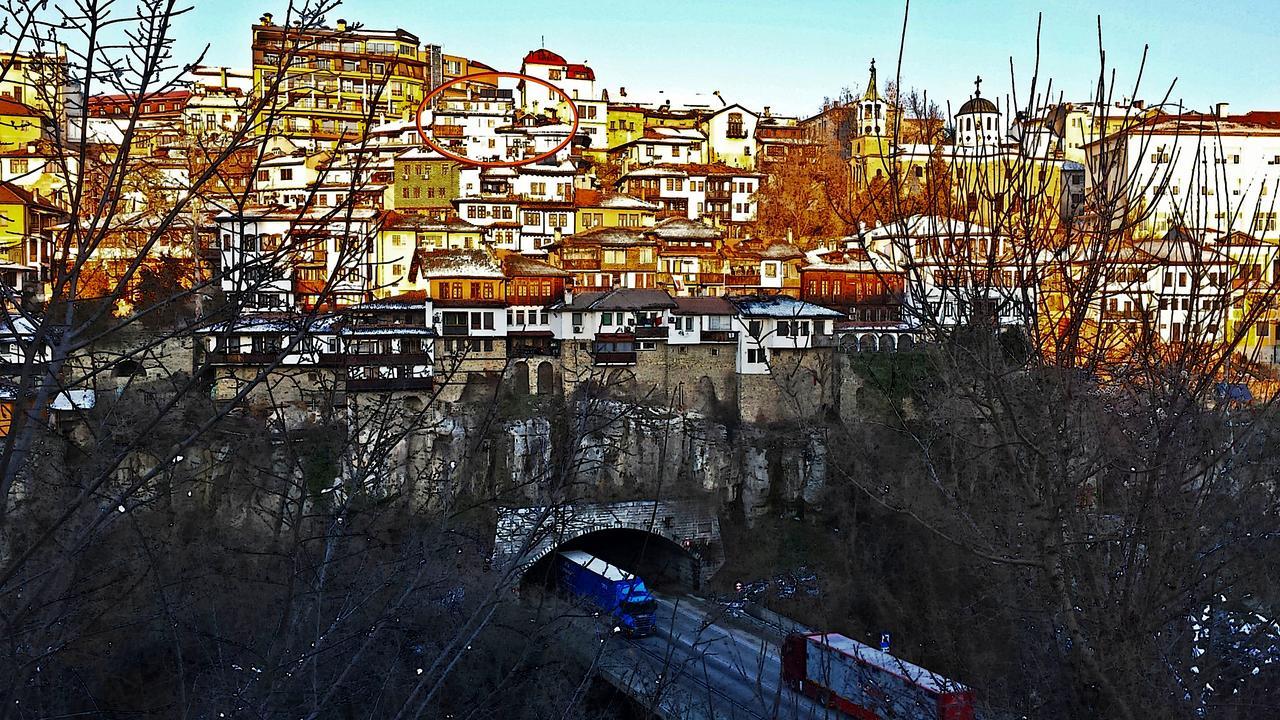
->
[541, 35, 545, 48]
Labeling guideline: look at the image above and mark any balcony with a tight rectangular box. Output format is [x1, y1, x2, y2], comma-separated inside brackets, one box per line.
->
[634, 325, 669, 340]
[725, 273, 760, 286]
[593, 351, 637, 366]
[343, 352, 433, 365]
[345, 376, 434, 392]
[508, 342, 560, 358]
[205, 351, 282, 365]
[705, 187, 732, 201]
[726, 127, 748, 139]
[559, 258, 600, 270]
[700, 330, 738, 343]
[440, 325, 470, 336]
[432, 124, 465, 138]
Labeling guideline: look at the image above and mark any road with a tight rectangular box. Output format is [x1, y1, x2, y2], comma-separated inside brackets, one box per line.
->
[591, 593, 841, 720]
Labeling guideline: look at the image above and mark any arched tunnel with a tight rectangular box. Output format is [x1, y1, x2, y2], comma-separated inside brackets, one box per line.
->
[520, 528, 703, 593]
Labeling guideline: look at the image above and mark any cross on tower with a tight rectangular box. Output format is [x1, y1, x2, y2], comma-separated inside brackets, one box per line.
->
[974, 75, 983, 97]
[869, 58, 876, 74]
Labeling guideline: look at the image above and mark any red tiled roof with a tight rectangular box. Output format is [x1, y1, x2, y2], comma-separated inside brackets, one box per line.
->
[523, 48, 567, 65]
[0, 98, 36, 117]
[566, 63, 596, 81]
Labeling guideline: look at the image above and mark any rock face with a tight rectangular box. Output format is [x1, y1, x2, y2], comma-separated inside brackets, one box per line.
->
[374, 397, 831, 520]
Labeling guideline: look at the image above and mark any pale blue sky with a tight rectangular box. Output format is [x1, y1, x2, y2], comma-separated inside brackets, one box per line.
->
[174, 0, 1276, 118]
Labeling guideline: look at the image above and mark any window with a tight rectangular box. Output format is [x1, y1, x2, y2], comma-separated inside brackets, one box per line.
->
[603, 249, 626, 265]
[747, 348, 767, 364]
[524, 211, 540, 225]
[279, 168, 293, 181]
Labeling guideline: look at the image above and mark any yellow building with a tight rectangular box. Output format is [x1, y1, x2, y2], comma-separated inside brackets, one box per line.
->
[574, 189, 657, 230]
[0, 182, 60, 300]
[606, 105, 646, 149]
[251, 14, 426, 143]
[0, 47, 72, 134]
[850, 68, 1067, 231]
[0, 98, 45, 152]
[373, 217, 486, 297]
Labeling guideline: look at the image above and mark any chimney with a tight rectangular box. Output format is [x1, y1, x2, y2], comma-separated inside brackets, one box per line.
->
[260, 12, 273, 25]
[1215, 102, 1231, 118]
[764, 106, 771, 117]
[335, 18, 347, 32]
[552, 228, 562, 246]
[563, 283, 574, 306]
[620, 86, 627, 97]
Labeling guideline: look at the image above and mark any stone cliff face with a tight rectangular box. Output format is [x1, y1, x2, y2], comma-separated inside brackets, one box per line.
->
[396, 399, 831, 520]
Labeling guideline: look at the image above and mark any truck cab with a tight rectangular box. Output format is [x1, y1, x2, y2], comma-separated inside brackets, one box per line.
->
[556, 551, 657, 637]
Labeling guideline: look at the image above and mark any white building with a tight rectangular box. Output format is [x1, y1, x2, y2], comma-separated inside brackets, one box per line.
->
[1085, 111, 1280, 241]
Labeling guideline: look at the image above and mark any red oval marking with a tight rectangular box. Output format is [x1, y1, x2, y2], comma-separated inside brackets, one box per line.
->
[415, 71, 582, 169]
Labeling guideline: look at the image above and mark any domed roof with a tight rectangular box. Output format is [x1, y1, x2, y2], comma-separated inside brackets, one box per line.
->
[958, 95, 998, 116]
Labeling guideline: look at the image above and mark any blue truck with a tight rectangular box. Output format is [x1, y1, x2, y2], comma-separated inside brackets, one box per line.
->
[555, 551, 657, 637]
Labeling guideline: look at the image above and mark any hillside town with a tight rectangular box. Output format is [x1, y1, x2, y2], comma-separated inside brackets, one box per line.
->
[2, 11, 1279, 430]
[2, 4, 1279, 720]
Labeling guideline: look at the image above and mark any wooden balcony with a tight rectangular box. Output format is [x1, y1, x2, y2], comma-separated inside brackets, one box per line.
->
[345, 376, 434, 392]
[705, 187, 732, 201]
[633, 325, 669, 340]
[593, 351, 637, 365]
[700, 330, 738, 343]
[343, 352, 433, 365]
[432, 124, 465, 138]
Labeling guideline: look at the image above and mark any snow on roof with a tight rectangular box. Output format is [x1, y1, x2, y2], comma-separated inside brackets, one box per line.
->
[574, 188, 659, 210]
[623, 165, 688, 179]
[560, 288, 677, 311]
[804, 633, 969, 694]
[652, 216, 721, 241]
[347, 291, 430, 311]
[728, 295, 843, 318]
[567, 226, 650, 246]
[502, 253, 572, 277]
[861, 214, 995, 242]
[758, 243, 805, 260]
[415, 249, 503, 278]
[396, 147, 452, 161]
[51, 389, 96, 411]
[338, 325, 436, 337]
[559, 551, 636, 582]
[202, 313, 340, 334]
[671, 296, 736, 316]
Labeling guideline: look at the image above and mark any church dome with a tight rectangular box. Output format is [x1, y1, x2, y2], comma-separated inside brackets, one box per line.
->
[958, 95, 997, 115]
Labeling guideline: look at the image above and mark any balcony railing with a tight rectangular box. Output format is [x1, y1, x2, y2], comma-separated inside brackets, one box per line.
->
[725, 273, 760, 286]
[705, 188, 732, 201]
[432, 124, 465, 138]
[343, 352, 433, 365]
[700, 329, 738, 342]
[345, 376, 434, 392]
[593, 351, 637, 365]
[634, 325, 669, 340]
[440, 325, 470, 336]
[508, 344, 560, 358]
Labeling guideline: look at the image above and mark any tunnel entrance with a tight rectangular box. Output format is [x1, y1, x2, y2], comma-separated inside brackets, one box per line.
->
[521, 528, 701, 593]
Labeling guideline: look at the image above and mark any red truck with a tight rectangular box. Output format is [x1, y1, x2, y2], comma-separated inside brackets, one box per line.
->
[782, 632, 975, 720]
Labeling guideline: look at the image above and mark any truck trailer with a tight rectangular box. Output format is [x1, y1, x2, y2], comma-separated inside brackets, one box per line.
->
[781, 632, 975, 720]
[555, 551, 657, 637]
